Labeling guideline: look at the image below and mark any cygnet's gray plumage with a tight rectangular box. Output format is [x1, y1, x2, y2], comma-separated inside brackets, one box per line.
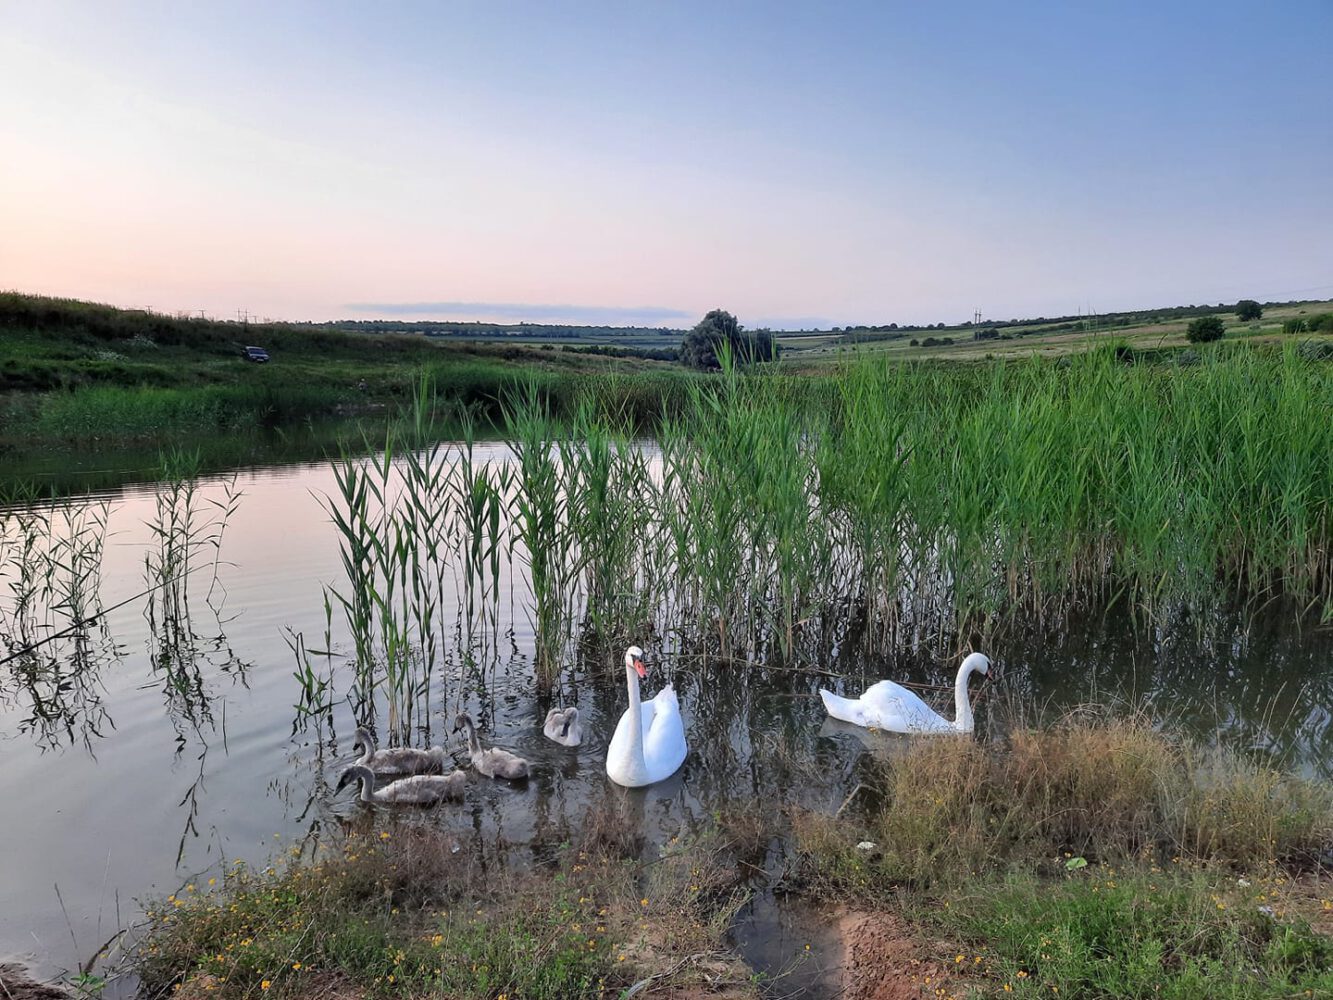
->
[352, 726, 449, 777]
[336, 764, 466, 805]
[454, 713, 531, 780]
[542, 706, 582, 747]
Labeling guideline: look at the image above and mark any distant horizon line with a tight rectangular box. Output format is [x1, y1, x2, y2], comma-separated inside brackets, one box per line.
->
[9, 287, 1333, 333]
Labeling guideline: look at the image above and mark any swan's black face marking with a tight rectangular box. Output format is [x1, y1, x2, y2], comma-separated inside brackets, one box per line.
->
[560, 715, 572, 738]
[335, 770, 353, 793]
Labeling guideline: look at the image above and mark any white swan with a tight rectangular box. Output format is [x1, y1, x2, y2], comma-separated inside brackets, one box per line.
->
[606, 645, 687, 787]
[352, 726, 450, 777]
[820, 652, 990, 734]
[543, 706, 583, 747]
[453, 714, 531, 780]
[336, 764, 466, 805]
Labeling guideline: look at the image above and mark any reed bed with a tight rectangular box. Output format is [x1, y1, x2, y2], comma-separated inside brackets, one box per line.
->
[311, 347, 1331, 736]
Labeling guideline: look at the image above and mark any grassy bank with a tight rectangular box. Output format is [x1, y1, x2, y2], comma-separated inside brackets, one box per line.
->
[790, 715, 1333, 999]
[0, 292, 687, 450]
[130, 717, 1333, 1000]
[135, 820, 753, 1000]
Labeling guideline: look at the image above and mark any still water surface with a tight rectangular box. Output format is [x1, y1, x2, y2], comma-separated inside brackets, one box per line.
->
[1, 447, 1329, 991]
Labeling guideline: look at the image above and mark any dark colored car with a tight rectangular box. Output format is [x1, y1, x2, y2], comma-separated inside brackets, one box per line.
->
[243, 346, 270, 363]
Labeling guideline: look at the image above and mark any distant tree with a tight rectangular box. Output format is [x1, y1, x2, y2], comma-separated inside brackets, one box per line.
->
[1235, 299, 1263, 321]
[1186, 315, 1226, 343]
[678, 309, 776, 369]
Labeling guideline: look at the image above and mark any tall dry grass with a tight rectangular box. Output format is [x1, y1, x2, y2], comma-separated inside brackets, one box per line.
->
[795, 714, 1333, 889]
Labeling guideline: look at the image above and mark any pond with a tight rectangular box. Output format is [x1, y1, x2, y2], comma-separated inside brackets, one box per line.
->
[1, 445, 1330, 995]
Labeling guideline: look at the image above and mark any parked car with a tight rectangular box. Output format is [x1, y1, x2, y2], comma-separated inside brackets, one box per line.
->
[243, 345, 270, 363]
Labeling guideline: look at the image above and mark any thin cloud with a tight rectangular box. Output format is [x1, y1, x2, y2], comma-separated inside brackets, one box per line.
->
[344, 300, 693, 324]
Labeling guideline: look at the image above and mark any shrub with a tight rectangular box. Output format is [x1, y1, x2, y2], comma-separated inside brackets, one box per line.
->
[678, 309, 775, 369]
[1186, 316, 1226, 343]
[1283, 318, 1308, 334]
[1236, 299, 1263, 321]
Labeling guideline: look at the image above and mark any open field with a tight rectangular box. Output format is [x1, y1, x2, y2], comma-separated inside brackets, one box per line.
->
[778, 299, 1333, 365]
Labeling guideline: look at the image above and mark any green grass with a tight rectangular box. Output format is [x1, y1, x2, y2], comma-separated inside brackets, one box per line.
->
[935, 869, 1333, 999]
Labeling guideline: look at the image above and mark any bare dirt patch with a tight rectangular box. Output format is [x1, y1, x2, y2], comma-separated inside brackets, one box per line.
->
[837, 910, 962, 1000]
[0, 965, 69, 1000]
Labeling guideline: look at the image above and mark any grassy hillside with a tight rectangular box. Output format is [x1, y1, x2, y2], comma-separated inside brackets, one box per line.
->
[0, 292, 686, 450]
[778, 298, 1333, 365]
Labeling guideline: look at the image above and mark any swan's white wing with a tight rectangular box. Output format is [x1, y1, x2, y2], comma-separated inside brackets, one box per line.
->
[860, 680, 933, 719]
[641, 684, 687, 783]
[821, 681, 951, 733]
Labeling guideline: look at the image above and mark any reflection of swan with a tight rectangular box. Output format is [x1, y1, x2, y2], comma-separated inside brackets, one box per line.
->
[336, 764, 466, 805]
[820, 653, 990, 734]
[543, 707, 583, 747]
[607, 645, 687, 787]
[454, 714, 531, 780]
[352, 726, 448, 776]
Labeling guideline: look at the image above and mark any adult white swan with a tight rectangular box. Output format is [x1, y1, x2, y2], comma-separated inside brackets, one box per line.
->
[606, 645, 687, 787]
[820, 652, 990, 734]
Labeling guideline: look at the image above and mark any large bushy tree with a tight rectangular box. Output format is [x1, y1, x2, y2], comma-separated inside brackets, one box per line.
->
[679, 309, 776, 369]
[1186, 315, 1226, 343]
[1235, 299, 1263, 321]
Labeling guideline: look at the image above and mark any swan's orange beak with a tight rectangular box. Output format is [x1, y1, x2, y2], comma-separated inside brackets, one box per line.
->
[633, 658, 647, 679]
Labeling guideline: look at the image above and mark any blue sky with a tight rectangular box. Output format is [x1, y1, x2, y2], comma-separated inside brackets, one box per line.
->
[2, 1, 1330, 327]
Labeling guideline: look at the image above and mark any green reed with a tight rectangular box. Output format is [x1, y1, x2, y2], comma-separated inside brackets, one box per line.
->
[317, 346, 1330, 721]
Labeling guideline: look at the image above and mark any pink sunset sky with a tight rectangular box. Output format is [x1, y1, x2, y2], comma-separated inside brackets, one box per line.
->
[3, 1, 1330, 329]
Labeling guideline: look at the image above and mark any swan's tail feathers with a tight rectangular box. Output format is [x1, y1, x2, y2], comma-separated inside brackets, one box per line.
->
[819, 688, 863, 725]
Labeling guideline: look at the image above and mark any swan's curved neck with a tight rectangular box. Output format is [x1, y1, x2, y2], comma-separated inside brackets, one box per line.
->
[461, 719, 481, 755]
[621, 665, 649, 783]
[354, 765, 376, 802]
[355, 727, 376, 764]
[952, 666, 976, 732]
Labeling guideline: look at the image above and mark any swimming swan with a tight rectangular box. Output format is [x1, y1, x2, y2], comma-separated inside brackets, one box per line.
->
[336, 764, 466, 805]
[543, 706, 583, 747]
[352, 726, 449, 777]
[606, 645, 687, 787]
[453, 714, 531, 780]
[820, 652, 990, 734]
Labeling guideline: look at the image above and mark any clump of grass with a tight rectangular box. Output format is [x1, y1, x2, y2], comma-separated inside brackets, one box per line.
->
[931, 868, 1333, 999]
[134, 824, 752, 1000]
[794, 715, 1333, 892]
